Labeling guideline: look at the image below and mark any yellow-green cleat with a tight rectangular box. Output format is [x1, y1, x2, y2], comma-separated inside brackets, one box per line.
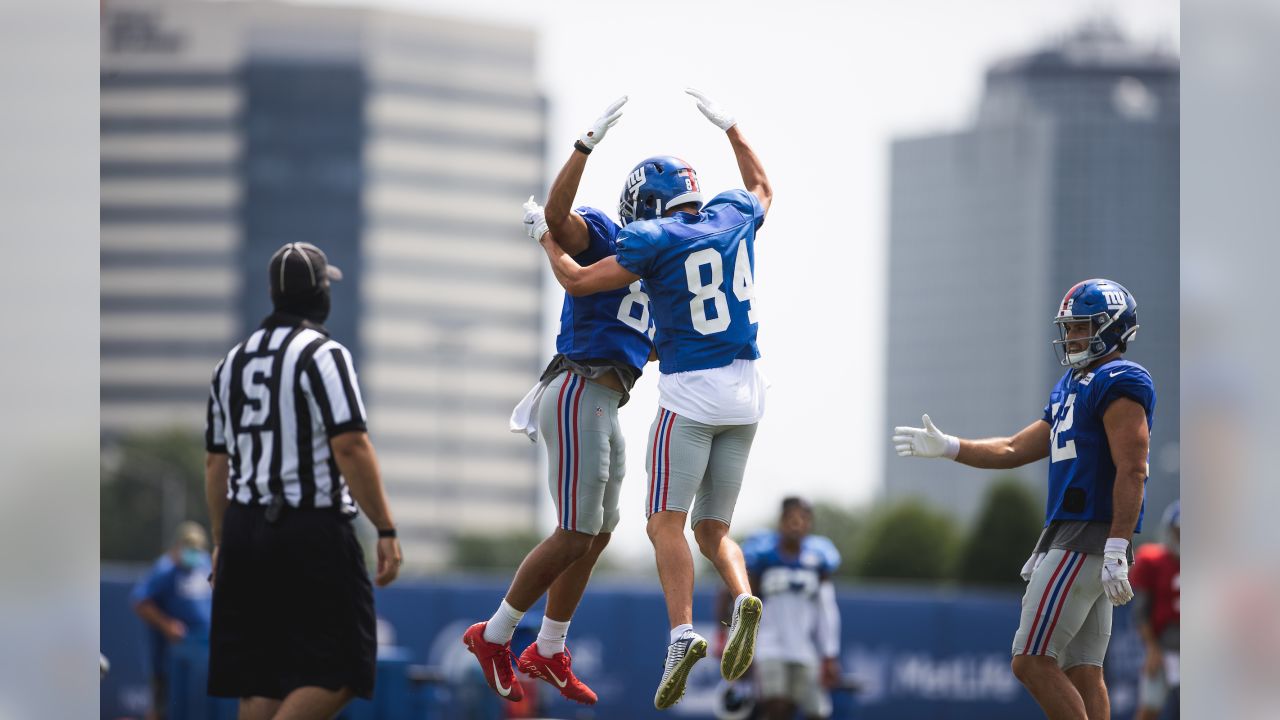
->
[720, 595, 762, 681]
[654, 632, 708, 710]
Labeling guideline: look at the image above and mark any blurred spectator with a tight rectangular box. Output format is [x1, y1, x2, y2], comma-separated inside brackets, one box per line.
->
[1131, 501, 1180, 720]
[130, 521, 213, 720]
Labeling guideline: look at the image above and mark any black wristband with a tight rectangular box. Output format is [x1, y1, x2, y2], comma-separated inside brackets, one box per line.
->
[377, 527, 397, 539]
[573, 139, 592, 155]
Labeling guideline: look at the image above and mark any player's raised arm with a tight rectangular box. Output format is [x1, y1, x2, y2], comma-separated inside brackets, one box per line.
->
[686, 88, 772, 216]
[893, 414, 1050, 469]
[543, 97, 628, 256]
[524, 196, 638, 296]
[539, 236, 637, 297]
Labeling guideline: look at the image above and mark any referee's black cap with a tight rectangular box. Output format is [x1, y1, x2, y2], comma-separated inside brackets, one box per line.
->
[268, 242, 343, 301]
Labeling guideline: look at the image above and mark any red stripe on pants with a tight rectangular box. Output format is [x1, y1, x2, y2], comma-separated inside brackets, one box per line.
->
[1021, 552, 1072, 655]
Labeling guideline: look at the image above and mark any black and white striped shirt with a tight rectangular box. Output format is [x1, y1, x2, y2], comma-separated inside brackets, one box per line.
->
[205, 314, 367, 513]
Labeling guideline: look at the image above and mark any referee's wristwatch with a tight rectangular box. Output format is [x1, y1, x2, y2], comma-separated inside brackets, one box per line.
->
[377, 527, 397, 539]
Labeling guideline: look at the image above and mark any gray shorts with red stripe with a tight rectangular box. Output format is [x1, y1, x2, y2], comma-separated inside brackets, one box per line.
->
[1012, 548, 1112, 668]
[537, 371, 625, 535]
[644, 408, 758, 527]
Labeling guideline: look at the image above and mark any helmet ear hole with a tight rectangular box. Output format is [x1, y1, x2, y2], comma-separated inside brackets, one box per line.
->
[1121, 325, 1139, 343]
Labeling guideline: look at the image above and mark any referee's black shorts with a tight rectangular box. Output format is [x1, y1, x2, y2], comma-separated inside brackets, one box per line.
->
[208, 503, 376, 700]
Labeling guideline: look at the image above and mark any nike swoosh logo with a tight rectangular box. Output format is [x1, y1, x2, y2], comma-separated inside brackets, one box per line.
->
[1110, 370, 1127, 377]
[545, 667, 569, 688]
[491, 661, 513, 697]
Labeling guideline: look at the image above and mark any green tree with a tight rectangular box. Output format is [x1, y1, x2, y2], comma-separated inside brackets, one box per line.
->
[451, 531, 545, 572]
[101, 431, 209, 562]
[851, 499, 960, 582]
[812, 502, 865, 580]
[954, 476, 1044, 587]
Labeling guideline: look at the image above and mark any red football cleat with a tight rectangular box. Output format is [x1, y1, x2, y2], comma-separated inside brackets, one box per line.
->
[517, 643, 598, 705]
[462, 622, 525, 702]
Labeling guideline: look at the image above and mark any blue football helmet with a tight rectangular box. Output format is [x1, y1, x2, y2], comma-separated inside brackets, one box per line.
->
[617, 155, 702, 226]
[1052, 278, 1139, 369]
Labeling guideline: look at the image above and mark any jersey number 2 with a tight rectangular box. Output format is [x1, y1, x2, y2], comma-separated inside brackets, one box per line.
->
[683, 244, 757, 335]
[1049, 393, 1077, 462]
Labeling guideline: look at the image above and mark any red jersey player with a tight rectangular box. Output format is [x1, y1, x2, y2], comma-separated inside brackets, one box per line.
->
[1130, 500, 1180, 720]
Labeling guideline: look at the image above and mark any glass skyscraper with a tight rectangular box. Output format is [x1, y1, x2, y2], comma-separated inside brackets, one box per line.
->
[102, 0, 545, 568]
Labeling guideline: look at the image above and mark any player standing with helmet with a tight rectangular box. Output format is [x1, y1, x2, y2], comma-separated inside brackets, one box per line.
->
[892, 278, 1155, 720]
[535, 88, 772, 710]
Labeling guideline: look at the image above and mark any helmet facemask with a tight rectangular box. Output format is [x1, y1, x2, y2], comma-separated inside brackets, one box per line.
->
[618, 166, 644, 226]
[1052, 310, 1140, 369]
[1053, 313, 1108, 368]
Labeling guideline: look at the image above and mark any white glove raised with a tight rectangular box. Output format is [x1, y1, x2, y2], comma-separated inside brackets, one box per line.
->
[522, 196, 549, 242]
[685, 88, 737, 131]
[1101, 538, 1134, 606]
[892, 414, 960, 459]
[1019, 552, 1047, 582]
[579, 96, 627, 150]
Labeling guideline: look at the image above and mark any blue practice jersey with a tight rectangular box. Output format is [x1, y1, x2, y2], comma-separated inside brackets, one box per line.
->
[615, 189, 764, 373]
[555, 206, 653, 371]
[130, 552, 213, 676]
[1043, 358, 1156, 531]
[743, 531, 841, 599]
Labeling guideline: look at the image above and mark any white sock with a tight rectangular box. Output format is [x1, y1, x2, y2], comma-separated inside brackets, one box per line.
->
[669, 623, 694, 644]
[483, 599, 525, 645]
[536, 617, 571, 658]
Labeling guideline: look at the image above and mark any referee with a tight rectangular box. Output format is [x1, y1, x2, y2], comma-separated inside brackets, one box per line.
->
[204, 241, 401, 720]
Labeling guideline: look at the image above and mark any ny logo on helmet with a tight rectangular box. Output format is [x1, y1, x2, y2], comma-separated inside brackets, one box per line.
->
[625, 165, 647, 195]
[1103, 290, 1126, 308]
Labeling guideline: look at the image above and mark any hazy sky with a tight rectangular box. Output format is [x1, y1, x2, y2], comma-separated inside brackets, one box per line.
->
[294, 0, 1179, 564]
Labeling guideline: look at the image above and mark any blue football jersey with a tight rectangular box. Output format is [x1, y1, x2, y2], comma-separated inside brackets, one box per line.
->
[555, 206, 653, 371]
[742, 531, 840, 599]
[615, 189, 765, 373]
[1043, 358, 1156, 531]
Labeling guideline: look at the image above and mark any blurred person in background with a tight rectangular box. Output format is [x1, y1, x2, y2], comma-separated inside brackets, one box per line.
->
[205, 242, 402, 720]
[894, 278, 1155, 720]
[463, 96, 653, 708]
[1131, 500, 1180, 720]
[131, 521, 213, 720]
[536, 87, 772, 711]
[732, 497, 842, 720]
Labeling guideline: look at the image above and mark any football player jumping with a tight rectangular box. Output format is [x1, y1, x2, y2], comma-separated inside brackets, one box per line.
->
[463, 97, 654, 706]
[893, 279, 1155, 720]
[534, 88, 772, 710]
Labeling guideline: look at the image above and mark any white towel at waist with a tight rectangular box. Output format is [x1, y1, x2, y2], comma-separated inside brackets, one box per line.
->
[509, 379, 550, 443]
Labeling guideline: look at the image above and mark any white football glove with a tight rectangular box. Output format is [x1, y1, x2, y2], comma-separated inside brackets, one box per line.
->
[892, 414, 960, 459]
[1101, 538, 1134, 606]
[522, 196, 549, 242]
[1019, 552, 1047, 582]
[685, 88, 737, 131]
[579, 96, 627, 150]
